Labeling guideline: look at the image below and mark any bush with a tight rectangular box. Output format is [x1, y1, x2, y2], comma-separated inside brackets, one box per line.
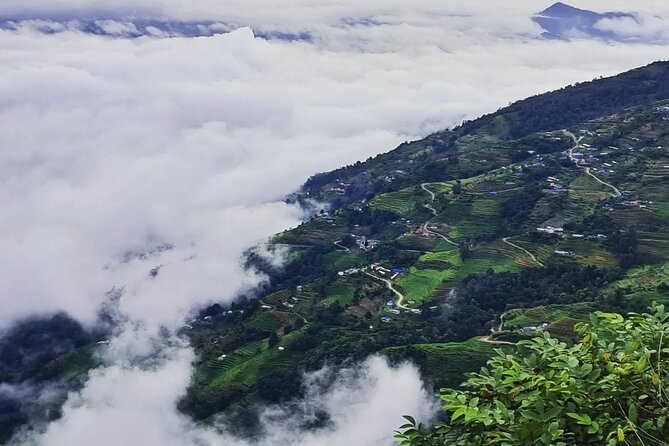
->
[397, 304, 669, 445]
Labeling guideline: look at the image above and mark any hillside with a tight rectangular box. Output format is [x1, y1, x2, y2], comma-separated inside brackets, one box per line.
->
[3, 61, 669, 441]
[177, 60, 669, 431]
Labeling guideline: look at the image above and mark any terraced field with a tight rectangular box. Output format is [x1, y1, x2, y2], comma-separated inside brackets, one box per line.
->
[370, 188, 420, 215]
[326, 281, 356, 305]
[433, 200, 500, 240]
[422, 182, 453, 195]
[568, 174, 610, 202]
[323, 251, 363, 271]
[396, 249, 462, 304]
[448, 250, 521, 282]
[246, 313, 281, 332]
[200, 333, 305, 401]
[470, 198, 501, 217]
[557, 240, 618, 268]
[477, 240, 538, 267]
[384, 338, 508, 390]
[503, 303, 596, 329]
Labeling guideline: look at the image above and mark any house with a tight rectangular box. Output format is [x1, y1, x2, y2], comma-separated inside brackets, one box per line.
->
[389, 309, 401, 315]
[217, 354, 227, 361]
[537, 226, 564, 234]
[554, 250, 574, 257]
[381, 316, 393, 323]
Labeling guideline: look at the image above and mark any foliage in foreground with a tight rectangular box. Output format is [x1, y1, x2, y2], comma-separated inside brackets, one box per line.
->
[396, 305, 669, 445]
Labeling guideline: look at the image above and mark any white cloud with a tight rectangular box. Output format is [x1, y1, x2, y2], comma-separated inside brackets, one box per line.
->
[0, 1, 668, 445]
[22, 352, 434, 446]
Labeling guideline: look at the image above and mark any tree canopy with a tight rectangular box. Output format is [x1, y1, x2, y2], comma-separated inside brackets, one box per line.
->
[397, 305, 669, 445]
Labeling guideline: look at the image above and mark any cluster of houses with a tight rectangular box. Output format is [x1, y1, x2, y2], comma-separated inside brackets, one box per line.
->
[554, 250, 575, 257]
[355, 235, 378, 251]
[523, 154, 546, 169]
[620, 199, 651, 208]
[383, 297, 423, 322]
[656, 106, 669, 122]
[328, 181, 350, 195]
[521, 322, 549, 332]
[184, 310, 243, 330]
[337, 268, 360, 277]
[537, 225, 607, 242]
[546, 176, 564, 192]
[370, 263, 392, 275]
[282, 296, 300, 308]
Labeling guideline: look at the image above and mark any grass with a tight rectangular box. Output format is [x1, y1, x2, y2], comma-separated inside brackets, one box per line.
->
[396, 248, 461, 303]
[503, 303, 596, 329]
[246, 313, 281, 332]
[200, 331, 305, 400]
[397, 246, 521, 303]
[471, 198, 501, 217]
[655, 202, 669, 218]
[568, 174, 610, 202]
[323, 251, 363, 272]
[423, 182, 453, 195]
[326, 281, 356, 305]
[557, 240, 618, 268]
[605, 263, 669, 308]
[384, 338, 509, 390]
[370, 188, 419, 216]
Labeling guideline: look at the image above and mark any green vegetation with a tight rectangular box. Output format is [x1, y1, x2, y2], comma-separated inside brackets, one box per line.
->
[8, 62, 669, 441]
[370, 188, 421, 215]
[385, 338, 508, 390]
[397, 306, 669, 445]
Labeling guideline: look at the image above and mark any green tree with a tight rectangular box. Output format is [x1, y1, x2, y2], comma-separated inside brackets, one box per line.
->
[397, 305, 669, 445]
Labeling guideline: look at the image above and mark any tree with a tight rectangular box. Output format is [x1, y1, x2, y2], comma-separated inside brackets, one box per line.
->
[268, 332, 279, 347]
[452, 180, 462, 195]
[396, 305, 669, 445]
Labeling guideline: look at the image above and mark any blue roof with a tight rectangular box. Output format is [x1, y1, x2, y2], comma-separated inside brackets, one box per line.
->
[392, 268, 405, 273]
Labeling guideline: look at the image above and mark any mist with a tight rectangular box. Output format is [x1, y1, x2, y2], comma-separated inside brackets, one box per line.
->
[1, 0, 669, 444]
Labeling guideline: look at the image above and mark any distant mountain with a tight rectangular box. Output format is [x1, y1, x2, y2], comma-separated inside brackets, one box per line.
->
[0, 17, 312, 41]
[533, 2, 637, 41]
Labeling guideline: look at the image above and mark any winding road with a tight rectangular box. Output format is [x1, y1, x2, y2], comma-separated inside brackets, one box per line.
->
[420, 183, 459, 247]
[333, 240, 351, 252]
[364, 270, 408, 309]
[502, 237, 544, 267]
[479, 312, 515, 345]
[563, 130, 622, 198]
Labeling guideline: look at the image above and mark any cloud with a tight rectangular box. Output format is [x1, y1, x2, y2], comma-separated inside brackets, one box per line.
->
[0, 1, 668, 445]
[595, 13, 669, 42]
[18, 352, 435, 446]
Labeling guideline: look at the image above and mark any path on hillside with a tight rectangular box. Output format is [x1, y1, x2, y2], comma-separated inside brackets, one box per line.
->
[479, 312, 515, 345]
[468, 186, 524, 196]
[502, 237, 544, 267]
[333, 240, 351, 252]
[563, 130, 622, 197]
[421, 183, 436, 201]
[420, 184, 459, 247]
[364, 270, 408, 310]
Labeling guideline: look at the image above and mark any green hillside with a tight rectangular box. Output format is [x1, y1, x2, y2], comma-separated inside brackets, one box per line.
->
[7, 61, 669, 441]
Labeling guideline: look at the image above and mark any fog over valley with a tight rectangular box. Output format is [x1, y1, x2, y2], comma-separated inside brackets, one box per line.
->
[1, 1, 669, 444]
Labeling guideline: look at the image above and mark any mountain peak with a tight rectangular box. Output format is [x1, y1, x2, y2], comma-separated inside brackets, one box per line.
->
[537, 2, 594, 18]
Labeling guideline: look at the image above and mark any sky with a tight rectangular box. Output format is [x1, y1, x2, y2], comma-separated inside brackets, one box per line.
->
[1, 1, 669, 445]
